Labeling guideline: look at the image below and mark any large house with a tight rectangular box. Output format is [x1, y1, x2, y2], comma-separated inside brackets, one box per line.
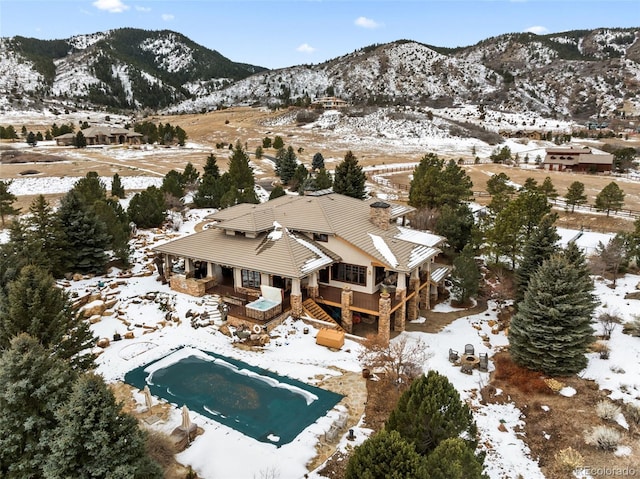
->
[152, 191, 449, 342]
[55, 126, 142, 146]
[542, 146, 614, 173]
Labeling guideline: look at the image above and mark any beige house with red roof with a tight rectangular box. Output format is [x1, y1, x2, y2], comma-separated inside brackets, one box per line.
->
[153, 191, 449, 342]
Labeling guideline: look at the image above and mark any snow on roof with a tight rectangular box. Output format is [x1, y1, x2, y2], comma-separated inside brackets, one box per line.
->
[408, 245, 440, 269]
[431, 265, 450, 283]
[292, 233, 334, 274]
[368, 233, 398, 268]
[395, 226, 444, 247]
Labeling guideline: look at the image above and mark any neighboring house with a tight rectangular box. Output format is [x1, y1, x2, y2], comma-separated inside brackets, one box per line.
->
[152, 191, 449, 342]
[542, 146, 613, 173]
[55, 126, 142, 146]
[313, 96, 348, 109]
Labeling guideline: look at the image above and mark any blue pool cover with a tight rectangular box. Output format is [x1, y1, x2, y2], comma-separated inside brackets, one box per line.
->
[125, 349, 343, 446]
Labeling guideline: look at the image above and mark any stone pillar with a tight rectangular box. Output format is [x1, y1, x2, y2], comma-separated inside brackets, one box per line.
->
[290, 278, 303, 318]
[407, 276, 420, 321]
[307, 272, 319, 299]
[394, 288, 406, 332]
[378, 292, 391, 344]
[163, 255, 172, 281]
[341, 286, 353, 334]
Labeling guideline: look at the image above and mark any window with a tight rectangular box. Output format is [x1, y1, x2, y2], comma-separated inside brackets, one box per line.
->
[241, 269, 261, 288]
[313, 233, 328, 242]
[331, 263, 367, 286]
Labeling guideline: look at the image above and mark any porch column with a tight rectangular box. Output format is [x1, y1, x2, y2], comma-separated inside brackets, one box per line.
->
[307, 272, 319, 299]
[207, 262, 214, 278]
[291, 278, 303, 319]
[407, 269, 420, 322]
[233, 268, 242, 291]
[378, 292, 391, 345]
[341, 286, 353, 334]
[185, 258, 193, 275]
[420, 264, 431, 310]
[394, 272, 407, 332]
[163, 255, 172, 280]
[260, 273, 270, 286]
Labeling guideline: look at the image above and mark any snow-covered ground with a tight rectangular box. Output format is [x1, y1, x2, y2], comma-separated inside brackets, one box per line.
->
[1, 174, 639, 479]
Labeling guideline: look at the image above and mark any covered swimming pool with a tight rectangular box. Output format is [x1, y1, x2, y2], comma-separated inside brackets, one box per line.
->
[124, 348, 343, 447]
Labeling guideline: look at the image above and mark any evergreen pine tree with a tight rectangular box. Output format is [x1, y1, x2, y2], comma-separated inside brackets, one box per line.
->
[161, 170, 185, 200]
[0, 334, 75, 478]
[314, 167, 333, 190]
[409, 154, 472, 209]
[509, 254, 597, 375]
[333, 150, 366, 199]
[424, 438, 486, 479]
[540, 176, 558, 200]
[57, 190, 111, 273]
[345, 429, 427, 479]
[92, 199, 131, 265]
[74, 131, 86, 148]
[268, 185, 286, 200]
[0, 179, 20, 227]
[514, 188, 551, 240]
[272, 135, 284, 149]
[279, 146, 298, 185]
[564, 181, 587, 213]
[225, 141, 258, 205]
[24, 195, 68, 277]
[386, 370, 477, 456]
[203, 153, 220, 178]
[43, 374, 163, 479]
[486, 200, 524, 268]
[450, 244, 480, 305]
[291, 164, 309, 193]
[181, 162, 200, 191]
[434, 203, 474, 253]
[71, 172, 107, 206]
[27, 131, 37, 146]
[127, 186, 166, 228]
[515, 213, 560, 304]
[312, 152, 325, 171]
[111, 173, 125, 198]
[595, 181, 625, 217]
[0, 265, 95, 369]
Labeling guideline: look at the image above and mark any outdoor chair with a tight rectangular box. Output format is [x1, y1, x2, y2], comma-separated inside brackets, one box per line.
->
[464, 344, 475, 356]
[460, 362, 474, 375]
[478, 352, 489, 372]
[449, 348, 459, 363]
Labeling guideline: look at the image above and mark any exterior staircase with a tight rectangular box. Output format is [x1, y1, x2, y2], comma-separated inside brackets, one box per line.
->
[302, 298, 345, 332]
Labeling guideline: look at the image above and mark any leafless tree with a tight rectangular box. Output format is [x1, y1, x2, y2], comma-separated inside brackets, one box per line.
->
[598, 311, 620, 340]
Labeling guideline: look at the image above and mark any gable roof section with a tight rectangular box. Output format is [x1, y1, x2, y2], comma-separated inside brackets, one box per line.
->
[175, 193, 442, 274]
[153, 223, 339, 278]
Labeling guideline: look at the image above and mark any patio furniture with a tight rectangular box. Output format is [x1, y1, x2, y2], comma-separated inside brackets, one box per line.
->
[460, 354, 480, 374]
[449, 348, 459, 363]
[478, 353, 488, 372]
[464, 344, 475, 356]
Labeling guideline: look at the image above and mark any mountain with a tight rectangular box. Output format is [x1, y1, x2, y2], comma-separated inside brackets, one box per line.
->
[1, 27, 639, 122]
[0, 28, 266, 111]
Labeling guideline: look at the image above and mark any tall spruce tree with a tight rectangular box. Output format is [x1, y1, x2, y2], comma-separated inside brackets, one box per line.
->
[111, 173, 125, 199]
[345, 429, 427, 479]
[0, 265, 95, 369]
[0, 179, 20, 226]
[386, 370, 477, 456]
[43, 374, 163, 479]
[515, 213, 560, 304]
[0, 334, 75, 478]
[450, 244, 480, 305]
[312, 152, 325, 170]
[434, 203, 474, 253]
[333, 150, 366, 199]
[57, 190, 111, 274]
[409, 154, 472, 209]
[72, 172, 106, 206]
[278, 146, 298, 185]
[224, 141, 258, 205]
[509, 253, 597, 375]
[92, 199, 131, 265]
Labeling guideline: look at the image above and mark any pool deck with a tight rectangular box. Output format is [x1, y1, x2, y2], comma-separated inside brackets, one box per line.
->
[307, 369, 368, 471]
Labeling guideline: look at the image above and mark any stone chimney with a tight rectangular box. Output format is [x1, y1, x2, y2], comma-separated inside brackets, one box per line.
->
[370, 201, 391, 230]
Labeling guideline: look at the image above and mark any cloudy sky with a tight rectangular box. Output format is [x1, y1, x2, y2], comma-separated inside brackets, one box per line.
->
[1, 0, 637, 69]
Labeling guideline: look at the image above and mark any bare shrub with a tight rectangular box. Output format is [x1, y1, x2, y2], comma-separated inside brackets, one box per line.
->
[492, 354, 553, 395]
[596, 400, 622, 421]
[592, 341, 610, 359]
[623, 315, 640, 337]
[554, 447, 584, 473]
[598, 311, 620, 339]
[584, 425, 622, 451]
[358, 335, 430, 389]
[145, 430, 177, 468]
[624, 403, 640, 425]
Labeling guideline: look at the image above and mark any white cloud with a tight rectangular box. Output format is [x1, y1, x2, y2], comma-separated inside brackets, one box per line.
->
[162, 13, 174, 21]
[92, 0, 130, 13]
[525, 25, 549, 35]
[135, 5, 151, 12]
[296, 43, 316, 53]
[354, 16, 382, 29]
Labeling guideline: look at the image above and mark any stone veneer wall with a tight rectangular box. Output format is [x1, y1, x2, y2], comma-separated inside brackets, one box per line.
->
[169, 275, 216, 297]
[341, 287, 353, 333]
